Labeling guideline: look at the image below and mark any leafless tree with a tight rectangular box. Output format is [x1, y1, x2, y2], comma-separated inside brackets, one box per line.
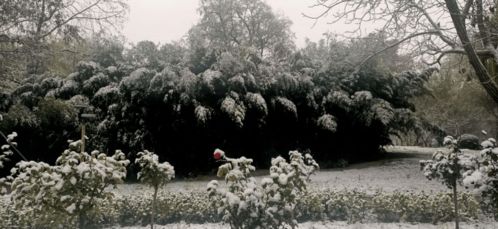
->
[0, 0, 128, 75]
[304, 0, 498, 104]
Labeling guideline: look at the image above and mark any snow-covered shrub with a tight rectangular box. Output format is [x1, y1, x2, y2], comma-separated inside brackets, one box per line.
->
[462, 138, 498, 219]
[420, 136, 473, 229]
[82, 72, 111, 96]
[135, 150, 175, 229]
[457, 134, 481, 150]
[7, 139, 129, 228]
[207, 149, 318, 229]
[480, 138, 496, 149]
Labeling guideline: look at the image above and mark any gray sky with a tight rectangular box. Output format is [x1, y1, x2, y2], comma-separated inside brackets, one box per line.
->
[123, 0, 356, 47]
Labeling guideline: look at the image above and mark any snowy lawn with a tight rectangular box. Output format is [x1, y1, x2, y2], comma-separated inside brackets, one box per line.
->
[112, 146, 479, 194]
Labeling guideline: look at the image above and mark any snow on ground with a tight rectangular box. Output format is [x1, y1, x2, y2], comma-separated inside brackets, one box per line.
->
[112, 146, 479, 195]
[109, 221, 498, 229]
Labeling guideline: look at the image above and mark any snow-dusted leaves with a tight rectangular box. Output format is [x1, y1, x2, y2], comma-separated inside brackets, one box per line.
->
[82, 73, 110, 95]
[0, 132, 16, 169]
[324, 90, 352, 111]
[93, 84, 120, 108]
[119, 68, 155, 101]
[221, 92, 246, 128]
[317, 114, 337, 132]
[420, 137, 472, 189]
[273, 97, 297, 119]
[195, 105, 214, 126]
[461, 139, 498, 217]
[371, 99, 394, 126]
[245, 92, 268, 117]
[208, 150, 318, 229]
[135, 150, 175, 188]
[7, 140, 129, 226]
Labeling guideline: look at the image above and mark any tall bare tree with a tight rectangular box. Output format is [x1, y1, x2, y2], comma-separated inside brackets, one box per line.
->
[0, 0, 128, 84]
[305, 0, 498, 105]
[192, 0, 295, 60]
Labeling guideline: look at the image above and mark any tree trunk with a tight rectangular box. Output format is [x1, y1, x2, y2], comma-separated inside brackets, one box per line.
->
[151, 186, 158, 229]
[445, 0, 498, 105]
[452, 181, 460, 229]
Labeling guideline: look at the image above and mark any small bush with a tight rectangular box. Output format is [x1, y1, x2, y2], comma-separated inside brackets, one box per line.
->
[457, 134, 481, 150]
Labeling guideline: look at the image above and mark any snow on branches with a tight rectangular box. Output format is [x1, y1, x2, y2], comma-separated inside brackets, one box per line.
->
[6, 139, 129, 227]
[207, 149, 318, 229]
[135, 150, 175, 189]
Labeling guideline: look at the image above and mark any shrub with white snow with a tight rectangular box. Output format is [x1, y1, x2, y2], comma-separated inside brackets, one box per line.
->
[135, 150, 175, 229]
[207, 149, 318, 229]
[462, 138, 498, 219]
[6, 139, 129, 228]
[420, 136, 473, 229]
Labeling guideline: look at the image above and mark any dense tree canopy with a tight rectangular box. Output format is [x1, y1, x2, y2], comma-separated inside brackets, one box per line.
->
[0, 39, 433, 176]
[0, 0, 454, 177]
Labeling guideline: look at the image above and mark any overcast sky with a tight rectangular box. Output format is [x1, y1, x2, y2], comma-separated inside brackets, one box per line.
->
[123, 0, 358, 47]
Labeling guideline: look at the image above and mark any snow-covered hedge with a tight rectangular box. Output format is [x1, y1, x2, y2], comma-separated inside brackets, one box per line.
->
[0, 189, 482, 227]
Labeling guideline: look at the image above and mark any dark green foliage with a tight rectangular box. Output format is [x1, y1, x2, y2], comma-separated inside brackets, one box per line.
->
[457, 134, 481, 150]
[0, 45, 431, 176]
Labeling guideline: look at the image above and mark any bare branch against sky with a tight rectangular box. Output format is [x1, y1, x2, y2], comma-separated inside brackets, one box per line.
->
[123, 0, 363, 47]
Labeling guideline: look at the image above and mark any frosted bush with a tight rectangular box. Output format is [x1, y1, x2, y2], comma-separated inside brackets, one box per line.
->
[136, 150, 175, 189]
[461, 138, 498, 219]
[82, 73, 110, 95]
[6, 139, 129, 228]
[135, 150, 175, 229]
[480, 138, 496, 149]
[93, 84, 120, 108]
[420, 136, 473, 229]
[207, 149, 318, 229]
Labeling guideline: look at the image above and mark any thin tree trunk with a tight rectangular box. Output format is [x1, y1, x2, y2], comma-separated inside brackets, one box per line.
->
[151, 186, 158, 229]
[452, 181, 460, 229]
[444, 0, 498, 105]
